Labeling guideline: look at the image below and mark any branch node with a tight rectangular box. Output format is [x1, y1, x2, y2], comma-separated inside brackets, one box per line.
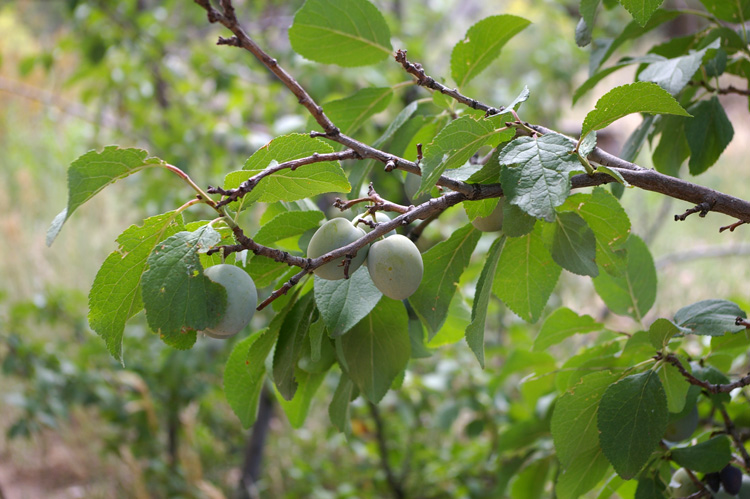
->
[675, 201, 714, 221]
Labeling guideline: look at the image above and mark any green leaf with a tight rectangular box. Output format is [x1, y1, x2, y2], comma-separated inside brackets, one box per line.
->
[685, 96, 734, 175]
[618, 0, 664, 26]
[671, 436, 732, 473]
[329, 372, 356, 434]
[593, 235, 656, 322]
[552, 371, 617, 499]
[499, 134, 584, 222]
[597, 370, 668, 479]
[639, 39, 720, 95]
[321, 87, 393, 136]
[533, 307, 603, 351]
[224, 329, 275, 428]
[276, 367, 328, 428]
[493, 222, 562, 323]
[466, 236, 505, 367]
[88, 211, 184, 363]
[224, 134, 349, 204]
[48, 146, 164, 245]
[288, 0, 392, 67]
[273, 292, 316, 400]
[576, 0, 601, 47]
[502, 201, 537, 237]
[253, 211, 324, 246]
[657, 362, 690, 413]
[581, 82, 690, 141]
[634, 476, 666, 499]
[314, 266, 382, 337]
[550, 212, 598, 277]
[409, 224, 481, 337]
[699, 0, 750, 23]
[339, 298, 410, 403]
[141, 226, 226, 349]
[692, 363, 731, 404]
[652, 115, 689, 176]
[674, 299, 746, 336]
[648, 318, 680, 349]
[464, 198, 498, 220]
[573, 55, 661, 105]
[450, 15, 530, 88]
[372, 100, 419, 149]
[577, 187, 631, 276]
[418, 115, 513, 197]
[247, 257, 290, 288]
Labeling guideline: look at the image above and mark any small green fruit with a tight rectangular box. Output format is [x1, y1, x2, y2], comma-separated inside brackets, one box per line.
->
[470, 201, 504, 232]
[201, 264, 257, 339]
[404, 174, 431, 205]
[670, 468, 699, 497]
[367, 234, 423, 300]
[308, 218, 369, 280]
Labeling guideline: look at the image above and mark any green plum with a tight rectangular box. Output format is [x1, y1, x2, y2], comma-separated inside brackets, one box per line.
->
[670, 468, 700, 497]
[471, 200, 504, 232]
[201, 264, 257, 339]
[367, 234, 423, 300]
[308, 218, 369, 280]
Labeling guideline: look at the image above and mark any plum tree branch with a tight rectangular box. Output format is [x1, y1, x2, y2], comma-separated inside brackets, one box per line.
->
[656, 352, 750, 393]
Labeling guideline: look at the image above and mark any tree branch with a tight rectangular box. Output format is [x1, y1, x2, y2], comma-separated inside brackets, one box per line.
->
[657, 353, 750, 393]
[368, 402, 406, 499]
[717, 405, 750, 471]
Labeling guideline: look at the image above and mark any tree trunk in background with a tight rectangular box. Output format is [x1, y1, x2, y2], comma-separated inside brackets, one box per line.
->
[238, 388, 274, 499]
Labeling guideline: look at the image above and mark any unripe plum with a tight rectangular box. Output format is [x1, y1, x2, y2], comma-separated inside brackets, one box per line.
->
[367, 234, 423, 300]
[404, 174, 431, 205]
[670, 468, 699, 497]
[201, 264, 257, 339]
[308, 218, 368, 280]
[664, 405, 698, 442]
[471, 200, 504, 232]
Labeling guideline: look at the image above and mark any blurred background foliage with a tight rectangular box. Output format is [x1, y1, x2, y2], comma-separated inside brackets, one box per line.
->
[2, 0, 750, 497]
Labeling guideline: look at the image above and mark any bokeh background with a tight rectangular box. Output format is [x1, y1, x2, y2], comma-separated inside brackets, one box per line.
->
[2, 0, 749, 497]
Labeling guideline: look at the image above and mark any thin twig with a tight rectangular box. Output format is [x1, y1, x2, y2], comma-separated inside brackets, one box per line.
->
[657, 353, 750, 393]
[718, 405, 750, 471]
[368, 402, 406, 499]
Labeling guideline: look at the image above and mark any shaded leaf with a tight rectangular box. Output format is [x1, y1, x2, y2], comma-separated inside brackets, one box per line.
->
[466, 236, 505, 367]
[598, 370, 668, 479]
[674, 299, 746, 336]
[277, 367, 328, 428]
[671, 436, 731, 473]
[550, 211, 598, 277]
[321, 87, 393, 136]
[329, 372, 356, 434]
[273, 293, 316, 400]
[685, 96, 734, 175]
[409, 224, 481, 337]
[493, 222, 562, 323]
[314, 266, 382, 337]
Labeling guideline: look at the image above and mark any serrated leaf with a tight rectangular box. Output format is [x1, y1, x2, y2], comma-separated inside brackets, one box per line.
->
[639, 39, 719, 95]
[648, 318, 680, 349]
[502, 201, 536, 237]
[253, 211, 324, 246]
[505, 86, 531, 111]
[674, 299, 746, 336]
[550, 211, 598, 277]
[450, 15, 530, 88]
[618, 0, 665, 26]
[89, 211, 184, 363]
[223, 134, 349, 205]
[573, 55, 663, 104]
[464, 198, 498, 220]
[288, 0, 392, 67]
[533, 307, 603, 351]
[321, 87, 394, 136]
[552, 371, 616, 499]
[576, 187, 631, 276]
[466, 236, 505, 368]
[417, 115, 513, 197]
[598, 370, 668, 479]
[581, 82, 690, 141]
[276, 367, 328, 428]
[314, 266, 382, 337]
[48, 146, 164, 245]
[493, 222, 562, 323]
[498, 134, 584, 222]
[409, 223, 481, 337]
[273, 292, 316, 400]
[339, 298, 410, 403]
[329, 372, 356, 434]
[658, 362, 690, 413]
[141, 226, 226, 348]
[593, 235, 656, 322]
[671, 436, 731, 473]
[685, 96, 734, 175]
[224, 329, 276, 428]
